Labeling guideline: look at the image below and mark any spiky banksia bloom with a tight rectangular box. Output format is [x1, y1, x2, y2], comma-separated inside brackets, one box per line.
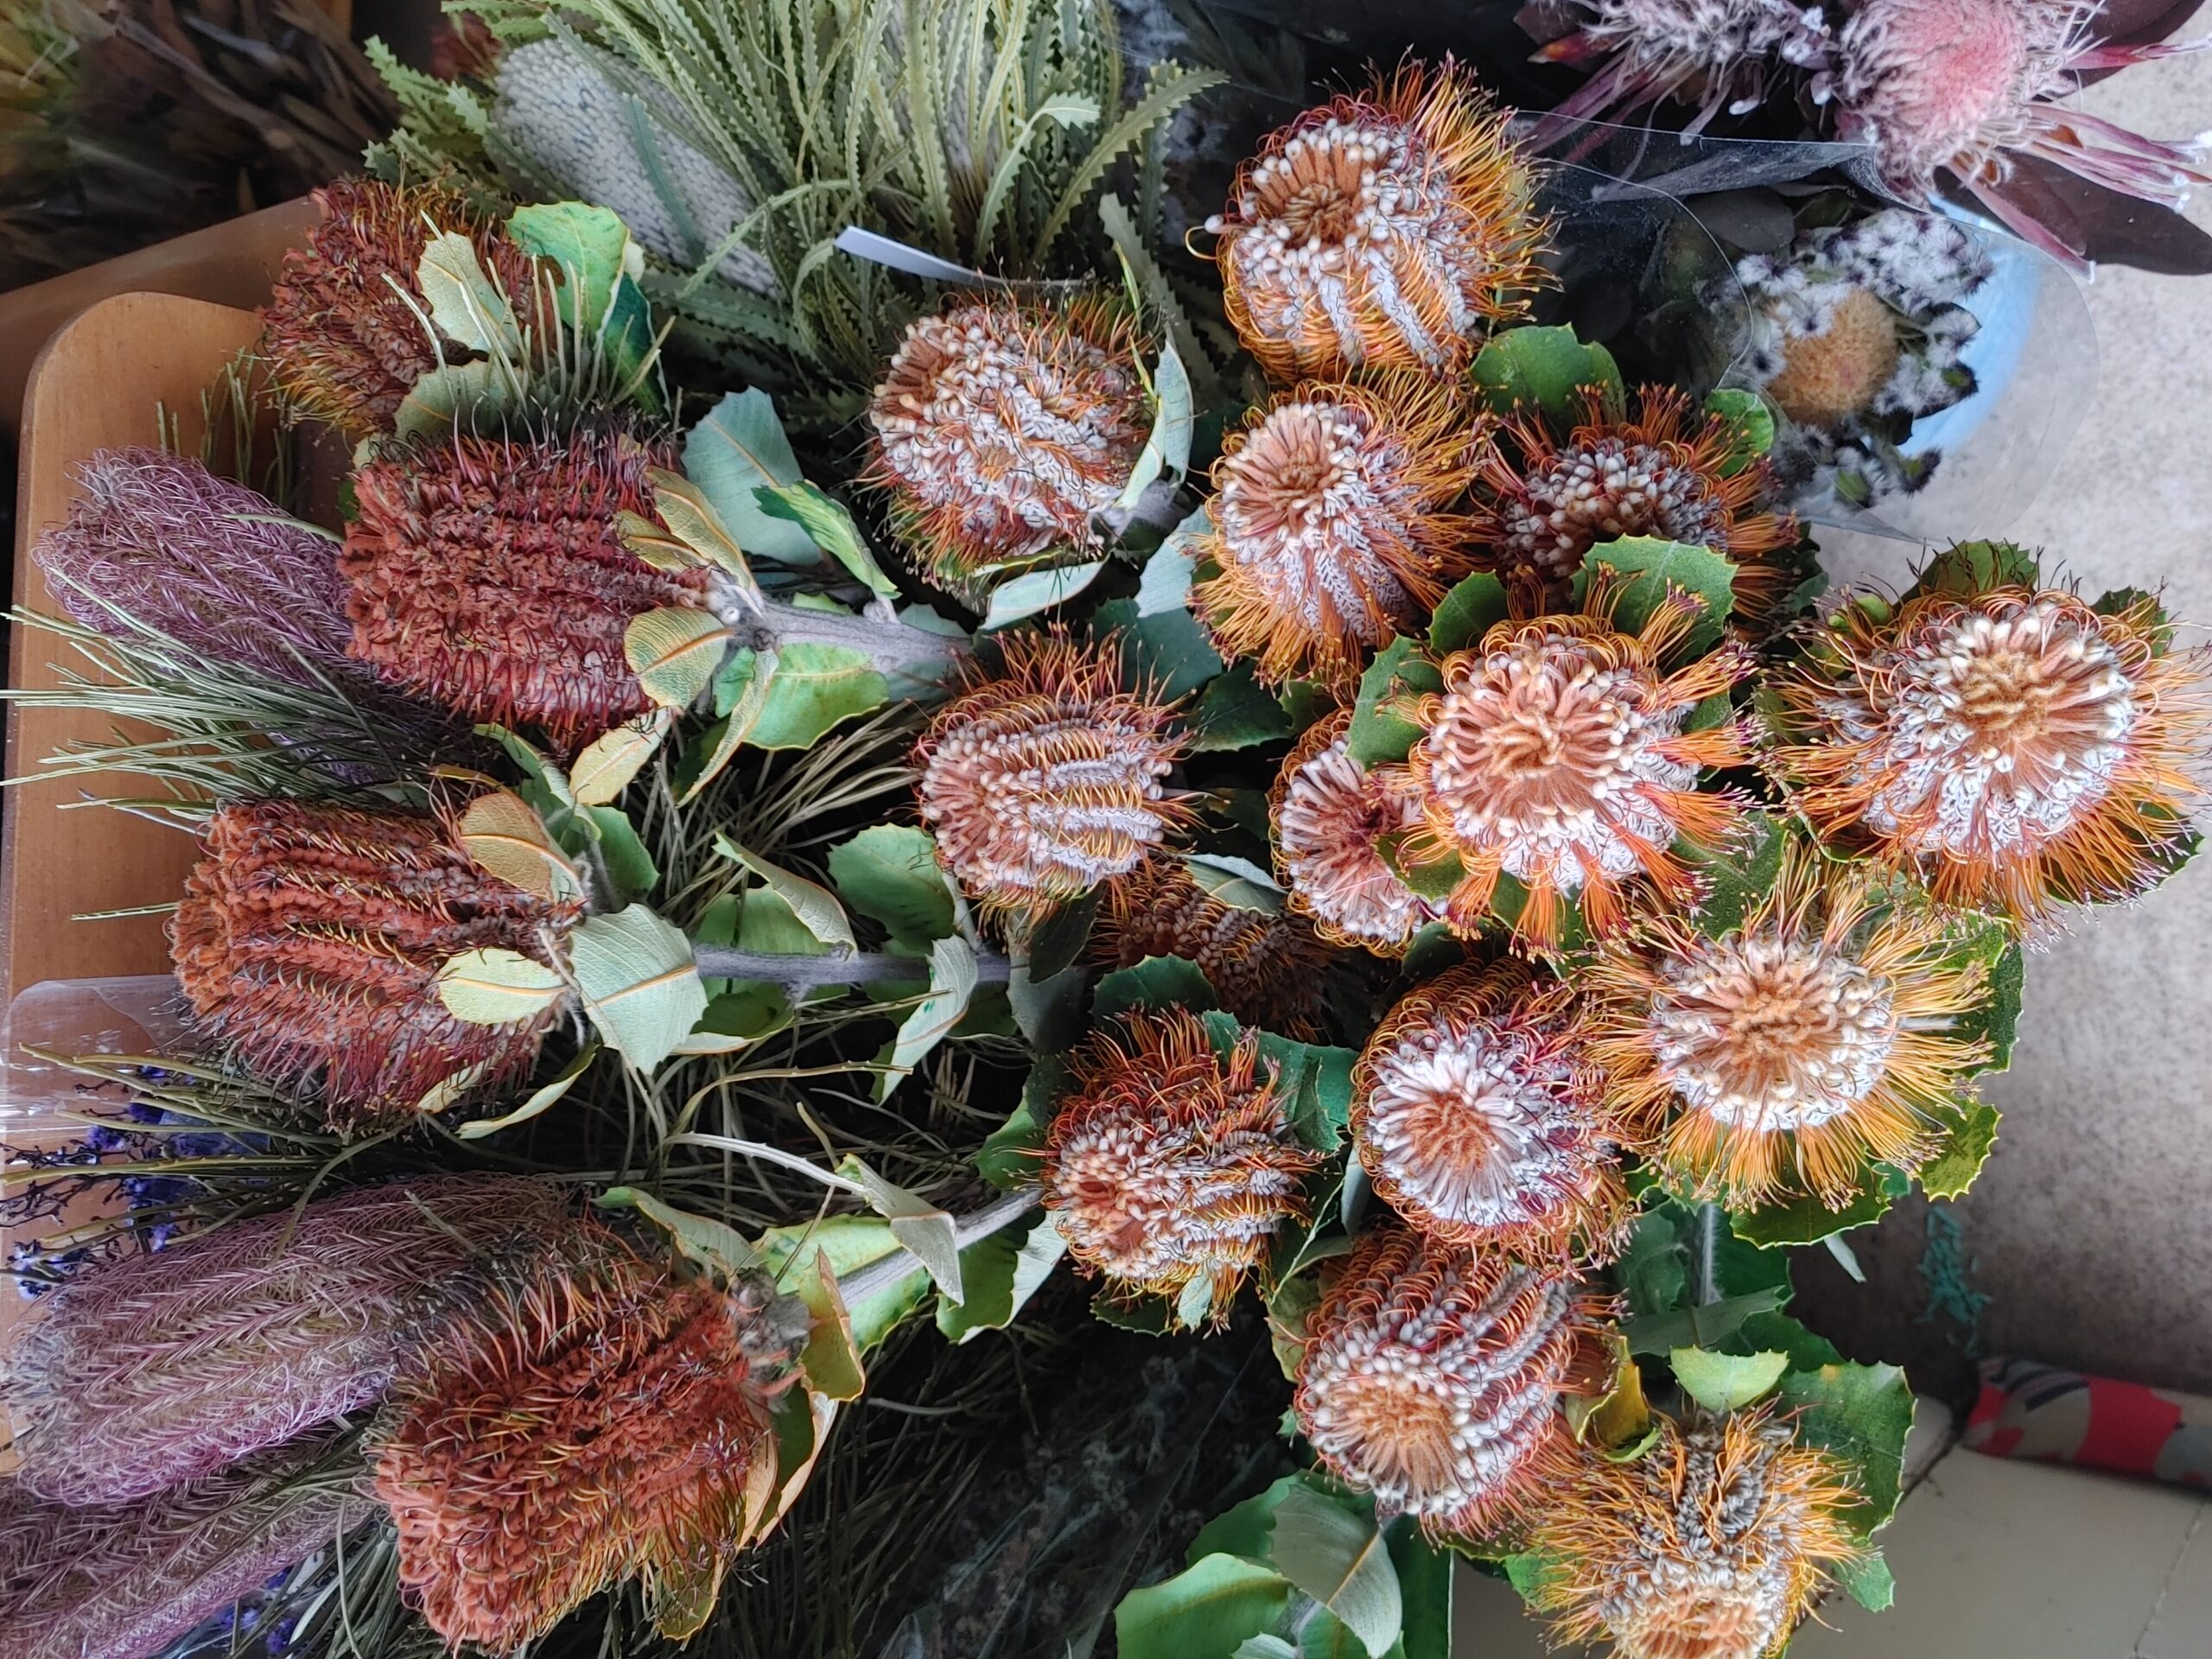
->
[1768, 582, 2212, 923]
[374, 1230, 800, 1650]
[260, 178, 542, 438]
[1096, 860, 1334, 1038]
[914, 631, 1191, 921]
[1196, 377, 1485, 690]
[342, 423, 704, 748]
[1530, 0, 1835, 140]
[1207, 60, 1548, 381]
[1294, 1228, 1610, 1535]
[171, 799, 582, 1126]
[1040, 1008, 1321, 1323]
[1354, 962, 1631, 1261]
[1405, 588, 1755, 950]
[1270, 708, 1433, 952]
[8, 1175, 569, 1506]
[1528, 1408, 1862, 1659]
[866, 295, 1150, 594]
[1585, 846, 1993, 1207]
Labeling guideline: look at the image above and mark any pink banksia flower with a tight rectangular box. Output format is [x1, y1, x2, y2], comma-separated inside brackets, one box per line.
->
[1528, 0, 1837, 143]
[1096, 860, 1335, 1038]
[1270, 709, 1435, 952]
[1208, 60, 1549, 381]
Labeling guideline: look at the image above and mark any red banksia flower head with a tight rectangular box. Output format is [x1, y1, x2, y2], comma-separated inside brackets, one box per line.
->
[7, 1175, 571, 1507]
[1353, 961, 1632, 1262]
[1196, 376, 1488, 690]
[1270, 708, 1435, 952]
[374, 1227, 801, 1651]
[1096, 859, 1335, 1038]
[1294, 1227, 1611, 1535]
[914, 630, 1192, 922]
[171, 799, 582, 1127]
[867, 294, 1151, 595]
[1040, 1007, 1322, 1325]
[1768, 576, 2212, 924]
[1527, 1407, 1863, 1659]
[1209, 61, 1548, 381]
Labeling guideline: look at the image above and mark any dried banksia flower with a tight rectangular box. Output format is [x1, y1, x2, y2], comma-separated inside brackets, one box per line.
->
[1294, 1227, 1610, 1535]
[342, 424, 704, 748]
[1768, 582, 2212, 923]
[171, 799, 582, 1126]
[1270, 708, 1433, 952]
[0, 1434, 378, 1659]
[1040, 1007, 1321, 1324]
[1209, 61, 1548, 381]
[1470, 387, 1797, 622]
[914, 631, 1191, 921]
[260, 178, 542, 438]
[1196, 377, 1485, 690]
[374, 1229, 800, 1650]
[1585, 845, 1993, 1208]
[1405, 590, 1755, 950]
[866, 295, 1151, 594]
[1527, 1408, 1862, 1659]
[1354, 962, 1631, 1261]
[1096, 860, 1333, 1038]
[7, 1175, 570, 1507]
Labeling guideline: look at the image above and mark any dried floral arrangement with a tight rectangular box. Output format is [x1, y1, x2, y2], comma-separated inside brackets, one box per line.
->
[3, 9, 2210, 1659]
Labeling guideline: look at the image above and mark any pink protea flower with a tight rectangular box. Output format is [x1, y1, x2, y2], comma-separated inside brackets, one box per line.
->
[1269, 709, 1434, 953]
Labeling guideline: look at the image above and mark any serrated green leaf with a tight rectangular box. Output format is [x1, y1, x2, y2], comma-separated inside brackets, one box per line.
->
[1095, 955, 1217, 1019]
[1773, 1362, 1915, 1535]
[1199, 1011, 1355, 1153]
[569, 904, 709, 1071]
[981, 559, 1109, 628]
[1910, 540, 2041, 600]
[1346, 639, 1440, 767]
[1919, 1102, 2001, 1201]
[1577, 537, 1739, 654]
[1951, 935, 2024, 1072]
[1840, 1548, 1895, 1611]
[1670, 1346, 1789, 1412]
[1685, 811, 1785, 938]
[1731, 1179, 1894, 1248]
[1429, 571, 1510, 655]
[1703, 387, 1776, 475]
[1114, 1554, 1294, 1659]
[435, 947, 567, 1025]
[683, 389, 822, 567]
[1471, 325, 1623, 422]
[626, 606, 730, 710]
[742, 643, 888, 749]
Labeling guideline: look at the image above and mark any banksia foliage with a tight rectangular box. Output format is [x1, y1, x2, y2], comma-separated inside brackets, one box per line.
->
[1209, 61, 1547, 380]
[1196, 377, 1484, 690]
[1585, 845, 1993, 1207]
[866, 295, 1151, 594]
[343, 425, 702, 750]
[171, 800, 582, 1126]
[1527, 1408, 1862, 1659]
[1040, 1008, 1321, 1325]
[7, 1175, 570, 1506]
[374, 1230, 800, 1650]
[1354, 962, 1632, 1261]
[1294, 1228, 1610, 1535]
[1096, 860, 1333, 1038]
[1767, 580, 2212, 923]
[914, 632, 1191, 921]
[1271, 709, 1433, 952]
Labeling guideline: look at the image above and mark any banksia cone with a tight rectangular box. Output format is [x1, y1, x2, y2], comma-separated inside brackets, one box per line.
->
[342, 423, 704, 749]
[1294, 1228, 1610, 1535]
[1209, 61, 1547, 380]
[914, 631, 1191, 921]
[7, 1175, 570, 1506]
[1354, 962, 1631, 1262]
[1270, 709, 1433, 952]
[1768, 582, 2212, 923]
[260, 178, 543, 438]
[374, 1228, 800, 1650]
[867, 295, 1151, 594]
[1096, 860, 1333, 1038]
[1040, 1008, 1321, 1325]
[171, 800, 582, 1126]
[1527, 1408, 1862, 1659]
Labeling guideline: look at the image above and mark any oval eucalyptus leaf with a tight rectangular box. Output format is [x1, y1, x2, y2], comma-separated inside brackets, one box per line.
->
[569, 711, 671, 805]
[830, 825, 956, 952]
[746, 643, 890, 749]
[1268, 1484, 1402, 1659]
[715, 838, 855, 950]
[455, 1043, 601, 1138]
[416, 232, 521, 357]
[836, 1152, 966, 1304]
[435, 947, 568, 1025]
[683, 389, 822, 566]
[982, 559, 1109, 629]
[874, 937, 979, 1103]
[569, 904, 709, 1071]
[459, 789, 582, 902]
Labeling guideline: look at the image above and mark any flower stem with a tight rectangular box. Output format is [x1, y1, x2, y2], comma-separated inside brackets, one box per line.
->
[689, 945, 1014, 988]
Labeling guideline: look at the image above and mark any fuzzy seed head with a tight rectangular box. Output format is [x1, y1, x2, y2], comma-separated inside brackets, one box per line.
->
[1270, 709, 1433, 951]
[1765, 288, 1904, 429]
[1096, 860, 1334, 1038]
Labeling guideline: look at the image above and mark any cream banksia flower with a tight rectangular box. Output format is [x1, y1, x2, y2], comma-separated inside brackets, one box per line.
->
[1096, 859, 1334, 1039]
[1040, 1007, 1320, 1325]
[1270, 709, 1433, 952]
[1208, 60, 1548, 381]
[1353, 961, 1632, 1262]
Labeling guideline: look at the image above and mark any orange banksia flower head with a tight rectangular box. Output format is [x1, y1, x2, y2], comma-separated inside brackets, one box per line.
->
[171, 800, 582, 1128]
[1353, 961, 1632, 1262]
[1209, 60, 1548, 381]
[1096, 859, 1335, 1038]
[1584, 843, 1993, 1209]
[1470, 387, 1798, 622]
[1270, 708, 1434, 952]
[1768, 582, 2212, 924]
[375, 1227, 801, 1652]
[1528, 1407, 1862, 1659]
[867, 294, 1151, 594]
[1195, 376, 1486, 690]
[914, 631, 1191, 921]
[342, 423, 704, 750]
[1040, 1007, 1322, 1325]
[1294, 1227, 1611, 1535]
[1406, 588, 1756, 951]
